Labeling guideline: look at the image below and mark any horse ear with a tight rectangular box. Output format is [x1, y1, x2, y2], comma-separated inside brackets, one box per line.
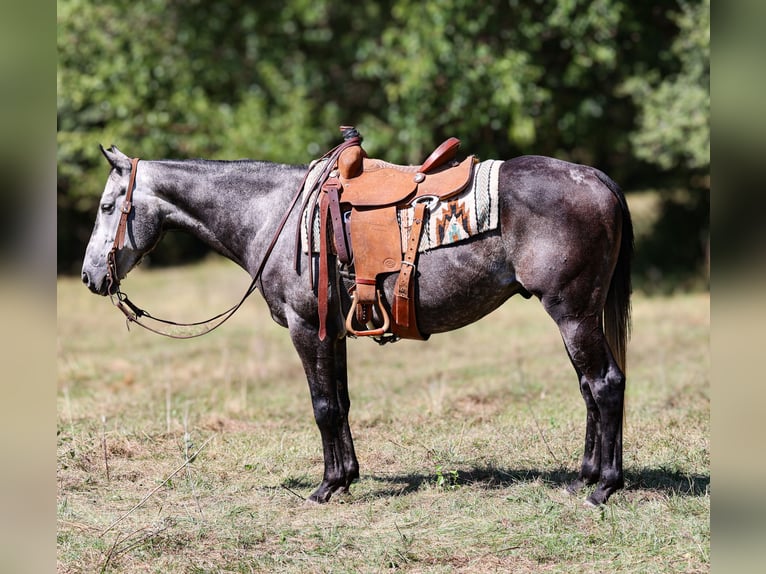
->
[99, 144, 132, 173]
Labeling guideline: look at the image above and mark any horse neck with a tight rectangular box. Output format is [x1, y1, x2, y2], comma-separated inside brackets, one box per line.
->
[144, 159, 304, 271]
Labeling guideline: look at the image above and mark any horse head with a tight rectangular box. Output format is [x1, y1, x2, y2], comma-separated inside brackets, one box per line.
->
[81, 145, 163, 295]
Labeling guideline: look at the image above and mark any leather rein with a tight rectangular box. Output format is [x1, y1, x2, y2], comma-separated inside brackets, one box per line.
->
[105, 141, 357, 338]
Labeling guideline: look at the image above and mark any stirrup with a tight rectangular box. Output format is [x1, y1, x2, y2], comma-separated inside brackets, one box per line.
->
[345, 290, 390, 337]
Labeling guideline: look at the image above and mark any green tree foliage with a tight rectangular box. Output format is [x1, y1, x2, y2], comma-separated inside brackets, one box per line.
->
[620, 0, 709, 173]
[58, 0, 709, 282]
[616, 0, 709, 291]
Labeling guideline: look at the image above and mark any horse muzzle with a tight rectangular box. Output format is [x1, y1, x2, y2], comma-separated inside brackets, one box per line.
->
[81, 268, 115, 296]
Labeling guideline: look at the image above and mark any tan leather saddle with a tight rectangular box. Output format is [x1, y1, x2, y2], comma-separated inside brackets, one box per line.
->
[316, 126, 476, 342]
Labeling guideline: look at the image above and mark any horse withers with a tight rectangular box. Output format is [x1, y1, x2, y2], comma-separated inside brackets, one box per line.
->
[81, 142, 632, 506]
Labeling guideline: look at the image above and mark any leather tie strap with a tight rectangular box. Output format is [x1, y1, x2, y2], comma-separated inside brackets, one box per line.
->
[392, 201, 428, 338]
[317, 190, 331, 341]
[324, 177, 350, 265]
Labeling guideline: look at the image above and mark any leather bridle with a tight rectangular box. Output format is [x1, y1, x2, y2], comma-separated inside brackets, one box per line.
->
[106, 157, 140, 295]
[104, 140, 355, 339]
[105, 154, 278, 339]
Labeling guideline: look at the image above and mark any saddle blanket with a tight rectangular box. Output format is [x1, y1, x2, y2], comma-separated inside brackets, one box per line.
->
[301, 159, 503, 254]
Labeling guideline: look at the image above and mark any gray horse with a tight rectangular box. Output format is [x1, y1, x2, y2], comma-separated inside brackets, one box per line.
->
[82, 144, 632, 506]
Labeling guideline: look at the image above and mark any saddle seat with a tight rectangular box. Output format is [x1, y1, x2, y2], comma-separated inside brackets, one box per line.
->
[338, 146, 474, 207]
[316, 127, 476, 342]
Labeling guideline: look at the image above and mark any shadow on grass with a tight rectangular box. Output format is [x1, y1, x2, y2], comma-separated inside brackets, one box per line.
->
[625, 467, 709, 496]
[361, 465, 709, 499]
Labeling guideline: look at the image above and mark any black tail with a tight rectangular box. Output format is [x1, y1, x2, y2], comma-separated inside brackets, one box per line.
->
[597, 171, 633, 373]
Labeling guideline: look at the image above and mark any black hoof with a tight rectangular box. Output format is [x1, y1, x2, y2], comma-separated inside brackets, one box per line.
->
[307, 485, 333, 504]
[307, 479, 354, 504]
[585, 480, 623, 506]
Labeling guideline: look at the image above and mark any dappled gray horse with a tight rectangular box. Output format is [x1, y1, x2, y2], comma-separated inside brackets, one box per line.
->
[82, 143, 632, 506]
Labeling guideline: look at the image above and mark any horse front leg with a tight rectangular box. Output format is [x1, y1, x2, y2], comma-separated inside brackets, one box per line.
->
[333, 336, 360, 490]
[290, 325, 358, 503]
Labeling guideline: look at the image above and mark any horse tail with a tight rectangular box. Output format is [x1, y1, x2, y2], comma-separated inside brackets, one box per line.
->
[597, 170, 633, 374]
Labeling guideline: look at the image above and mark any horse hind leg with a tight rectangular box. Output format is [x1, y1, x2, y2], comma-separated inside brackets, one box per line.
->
[548, 306, 625, 505]
[566, 371, 602, 494]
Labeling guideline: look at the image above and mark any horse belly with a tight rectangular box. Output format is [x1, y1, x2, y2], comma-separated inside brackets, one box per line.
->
[380, 235, 521, 334]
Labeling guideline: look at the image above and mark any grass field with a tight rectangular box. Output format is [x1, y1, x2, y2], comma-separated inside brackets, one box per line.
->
[57, 258, 709, 573]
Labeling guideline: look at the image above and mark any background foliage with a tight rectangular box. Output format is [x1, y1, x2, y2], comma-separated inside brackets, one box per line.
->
[57, 0, 709, 290]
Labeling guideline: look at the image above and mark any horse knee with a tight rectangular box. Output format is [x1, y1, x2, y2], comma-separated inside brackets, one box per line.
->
[312, 396, 340, 429]
[590, 368, 625, 411]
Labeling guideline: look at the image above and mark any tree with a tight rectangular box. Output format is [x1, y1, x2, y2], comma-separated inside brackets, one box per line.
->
[617, 0, 709, 290]
[620, 0, 709, 176]
[58, 0, 708, 286]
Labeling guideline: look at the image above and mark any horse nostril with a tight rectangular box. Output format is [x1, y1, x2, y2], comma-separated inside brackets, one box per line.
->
[82, 271, 90, 286]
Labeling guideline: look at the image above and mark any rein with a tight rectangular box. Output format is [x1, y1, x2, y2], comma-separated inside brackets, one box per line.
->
[106, 139, 358, 338]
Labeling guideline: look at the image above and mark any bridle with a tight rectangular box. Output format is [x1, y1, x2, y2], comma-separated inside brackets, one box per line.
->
[106, 157, 140, 295]
[104, 154, 281, 339]
[104, 139, 358, 339]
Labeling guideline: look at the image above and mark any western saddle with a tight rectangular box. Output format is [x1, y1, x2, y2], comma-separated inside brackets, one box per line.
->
[310, 126, 476, 342]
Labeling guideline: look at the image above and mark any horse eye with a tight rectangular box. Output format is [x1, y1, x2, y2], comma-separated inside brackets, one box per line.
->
[101, 202, 115, 214]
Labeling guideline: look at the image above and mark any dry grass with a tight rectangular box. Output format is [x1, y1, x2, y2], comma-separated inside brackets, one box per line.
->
[57, 258, 709, 573]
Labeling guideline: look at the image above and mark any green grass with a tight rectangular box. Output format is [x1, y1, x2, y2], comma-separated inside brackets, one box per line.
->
[57, 258, 709, 573]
